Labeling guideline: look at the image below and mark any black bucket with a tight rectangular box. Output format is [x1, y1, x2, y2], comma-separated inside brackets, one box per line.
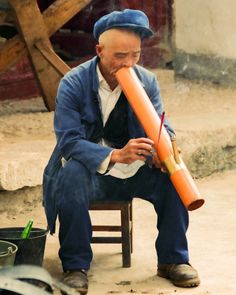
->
[0, 227, 48, 266]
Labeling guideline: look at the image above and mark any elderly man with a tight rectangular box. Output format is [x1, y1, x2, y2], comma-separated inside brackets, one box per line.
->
[43, 9, 200, 295]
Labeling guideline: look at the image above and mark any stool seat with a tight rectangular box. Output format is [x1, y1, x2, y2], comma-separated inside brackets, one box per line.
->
[89, 200, 133, 267]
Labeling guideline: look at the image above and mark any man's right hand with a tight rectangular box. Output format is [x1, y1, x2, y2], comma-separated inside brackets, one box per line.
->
[110, 137, 154, 165]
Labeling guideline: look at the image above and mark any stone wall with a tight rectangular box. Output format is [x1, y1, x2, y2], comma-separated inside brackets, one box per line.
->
[173, 0, 236, 85]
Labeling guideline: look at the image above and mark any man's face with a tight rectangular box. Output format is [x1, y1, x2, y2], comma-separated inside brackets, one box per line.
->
[96, 29, 141, 78]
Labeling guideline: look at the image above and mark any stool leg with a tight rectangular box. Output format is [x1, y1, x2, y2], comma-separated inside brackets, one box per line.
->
[129, 202, 133, 253]
[121, 203, 131, 267]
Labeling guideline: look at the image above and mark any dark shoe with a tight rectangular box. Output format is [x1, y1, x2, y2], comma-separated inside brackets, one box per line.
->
[61, 269, 88, 295]
[158, 263, 200, 287]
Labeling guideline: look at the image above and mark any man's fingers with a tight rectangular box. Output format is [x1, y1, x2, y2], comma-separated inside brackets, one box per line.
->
[131, 137, 154, 144]
[136, 147, 153, 156]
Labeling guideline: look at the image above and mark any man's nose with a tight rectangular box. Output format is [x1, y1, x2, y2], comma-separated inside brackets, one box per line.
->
[122, 57, 135, 68]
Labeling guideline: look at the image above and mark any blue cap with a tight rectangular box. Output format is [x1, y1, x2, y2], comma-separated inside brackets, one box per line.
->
[93, 9, 154, 40]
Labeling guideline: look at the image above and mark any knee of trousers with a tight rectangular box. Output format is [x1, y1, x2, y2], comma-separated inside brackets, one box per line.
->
[57, 158, 94, 206]
[152, 171, 187, 211]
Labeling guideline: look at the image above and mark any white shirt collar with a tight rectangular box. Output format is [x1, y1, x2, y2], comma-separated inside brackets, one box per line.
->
[97, 64, 104, 83]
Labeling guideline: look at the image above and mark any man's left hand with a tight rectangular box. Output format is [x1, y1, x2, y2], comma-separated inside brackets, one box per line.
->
[151, 151, 167, 173]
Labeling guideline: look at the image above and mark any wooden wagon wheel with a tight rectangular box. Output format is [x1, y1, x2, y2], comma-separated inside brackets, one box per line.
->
[0, 0, 91, 111]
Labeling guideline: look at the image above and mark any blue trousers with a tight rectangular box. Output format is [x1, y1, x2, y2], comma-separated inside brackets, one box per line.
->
[57, 159, 189, 271]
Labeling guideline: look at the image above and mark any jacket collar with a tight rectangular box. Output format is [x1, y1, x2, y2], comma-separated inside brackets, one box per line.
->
[91, 56, 100, 93]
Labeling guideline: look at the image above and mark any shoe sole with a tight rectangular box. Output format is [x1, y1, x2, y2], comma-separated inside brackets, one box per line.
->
[57, 281, 88, 295]
[76, 289, 88, 295]
[158, 272, 200, 288]
[61, 289, 87, 295]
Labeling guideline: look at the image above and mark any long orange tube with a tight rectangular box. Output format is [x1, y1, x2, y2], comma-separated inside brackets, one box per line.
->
[115, 67, 204, 211]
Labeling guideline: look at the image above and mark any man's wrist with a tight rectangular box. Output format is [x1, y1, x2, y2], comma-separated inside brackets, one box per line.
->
[110, 149, 120, 164]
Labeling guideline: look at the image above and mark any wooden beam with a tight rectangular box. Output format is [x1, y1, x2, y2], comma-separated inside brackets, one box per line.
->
[9, 0, 71, 111]
[0, 35, 26, 72]
[0, 0, 91, 73]
[35, 40, 70, 76]
[43, 0, 91, 37]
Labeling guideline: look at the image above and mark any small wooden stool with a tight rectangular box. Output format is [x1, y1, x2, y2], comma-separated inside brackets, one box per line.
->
[89, 200, 133, 267]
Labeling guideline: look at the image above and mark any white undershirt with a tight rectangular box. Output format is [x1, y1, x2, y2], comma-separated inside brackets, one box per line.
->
[97, 65, 144, 178]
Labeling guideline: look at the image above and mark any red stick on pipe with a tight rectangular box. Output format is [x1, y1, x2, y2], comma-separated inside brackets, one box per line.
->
[157, 111, 165, 147]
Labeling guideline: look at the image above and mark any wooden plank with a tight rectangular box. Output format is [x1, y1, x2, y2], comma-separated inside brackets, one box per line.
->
[9, 0, 68, 110]
[92, 226, 122, 231]
[35, 40, 70, 76]
[90, 201, 131, 210]
[91, 237, 122, 244]
[0, 35, 26, 73]
[0, 0, 91, 73]
[43, 0, 91, 37]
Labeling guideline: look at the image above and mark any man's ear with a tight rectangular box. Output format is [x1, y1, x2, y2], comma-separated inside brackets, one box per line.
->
[96, 44, 103, 58]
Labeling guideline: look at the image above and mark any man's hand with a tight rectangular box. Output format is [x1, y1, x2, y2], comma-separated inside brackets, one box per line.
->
[110, 138, 154, 164]
[152, 151, 167, 172]
[152, 146, 181, 173]
[110, 137, 181, 174]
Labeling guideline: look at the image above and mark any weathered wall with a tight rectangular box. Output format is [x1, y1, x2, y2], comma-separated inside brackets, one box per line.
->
[174, 0, 236, 85]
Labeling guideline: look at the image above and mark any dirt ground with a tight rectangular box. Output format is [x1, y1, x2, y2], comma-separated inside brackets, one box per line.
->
[0, 70, 236, 294]
[1, 171, 236, 295]
[43, 170, 236, 295]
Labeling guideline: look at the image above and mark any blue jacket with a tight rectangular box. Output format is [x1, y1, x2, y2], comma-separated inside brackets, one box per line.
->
[43, 56, 175, 233]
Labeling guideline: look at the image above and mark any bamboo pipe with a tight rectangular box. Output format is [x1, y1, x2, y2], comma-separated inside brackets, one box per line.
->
[115, 67, 205, 211]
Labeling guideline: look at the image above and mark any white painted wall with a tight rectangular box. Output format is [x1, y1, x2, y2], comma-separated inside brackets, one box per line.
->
[175, 0, 236, 59]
